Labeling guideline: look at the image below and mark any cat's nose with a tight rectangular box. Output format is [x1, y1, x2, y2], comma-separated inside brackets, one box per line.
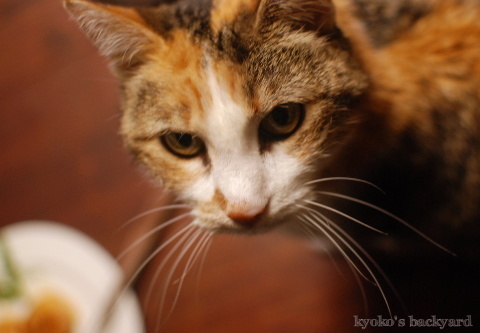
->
[227, 204, 267, 227]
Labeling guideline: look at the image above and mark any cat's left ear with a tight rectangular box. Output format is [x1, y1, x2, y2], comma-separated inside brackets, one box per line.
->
[256, 0, 335, 34]
[64, 0, 159, 76]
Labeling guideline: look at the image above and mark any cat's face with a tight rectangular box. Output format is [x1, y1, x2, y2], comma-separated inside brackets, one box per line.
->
[66, 0, 367, 233]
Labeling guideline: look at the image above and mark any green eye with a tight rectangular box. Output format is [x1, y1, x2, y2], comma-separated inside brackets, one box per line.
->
[260, 103, 304, 140]
[161, 132, 204, 158]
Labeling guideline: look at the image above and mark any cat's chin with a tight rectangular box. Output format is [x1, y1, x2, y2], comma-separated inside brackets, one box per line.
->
[225, 224, 282, 235]
[193, 212, 298, 235]
[194, 221, 280, 235]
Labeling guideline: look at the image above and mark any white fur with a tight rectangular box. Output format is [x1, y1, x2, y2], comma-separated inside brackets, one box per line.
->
[204, 62, 268, 214]
[187, 59, 310, 228]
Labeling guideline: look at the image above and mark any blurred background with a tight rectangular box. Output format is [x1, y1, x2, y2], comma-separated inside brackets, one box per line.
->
[1, 1, 477, 332]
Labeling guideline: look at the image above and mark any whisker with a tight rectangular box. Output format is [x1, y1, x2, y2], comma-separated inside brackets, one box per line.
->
[299, 213, 375, 285]
[299, 211, 393, 318]
[105, 112, 122, 122]
[305, 177, 386, 194]
[117, 204, 190, 231]
[102, 222, 196, 329]
[167, 232, 213, 320]
[326, 214, 406, 316]
[175, 231, 213, 284]
[297, 222, 317, 238]
[300, 212, 370, 316]
[311, 207, 405, 316]
[347, 252, 370, 317]
[125, 222, 195, 290]
[195, 235, 214, 298]
[317, 191, 456, 256]
[117, 212, 192, 261]
[304, 199, 387, 235]
[299, 203, 403, 314]
[297, 222, 350, 283]
[155, 229, 204, 330]
[144, 225, 197, 312]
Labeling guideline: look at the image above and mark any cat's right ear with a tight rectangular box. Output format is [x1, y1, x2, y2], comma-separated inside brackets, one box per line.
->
[64, 0, 159, 76]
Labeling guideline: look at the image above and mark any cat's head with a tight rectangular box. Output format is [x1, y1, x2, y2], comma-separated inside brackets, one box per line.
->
[65, 0, 367, 233]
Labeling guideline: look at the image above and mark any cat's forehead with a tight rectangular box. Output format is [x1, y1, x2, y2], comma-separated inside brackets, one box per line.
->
[128, 29, 253, 138]
[137, 0, 260, 39]
[124, 0, 365, 137]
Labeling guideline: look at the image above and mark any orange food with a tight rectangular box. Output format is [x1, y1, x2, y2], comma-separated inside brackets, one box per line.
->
[0, 292, 74, 333]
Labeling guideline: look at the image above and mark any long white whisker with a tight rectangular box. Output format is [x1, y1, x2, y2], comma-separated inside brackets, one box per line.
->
[304, 199, 387, 235]
[346, 252, 370, 317]
[305, 177, 386, 194]
[317, 191, 456, 256]
[144, 225, 197, 312]
[297, 222, 350, 283]
[195, 236, 214, 298]
[299, 213, 375, 285]
[299, 203, 401, 314]
[166, 232, 213, 321]
[303, 205, 389, 280]
[301, 211, 370, 316]
[117, 204, 190, 231]
[297, 222, 317, 238]
[300, 212, 393, 318]
[126, 222, 195, 290]
[312, 207, 404, 316]
[117, 212, 192, 261]
[156, 229, 204, 330]
[318, 211, 406, 315]
[176, 231, 213, 283]
[105, 222, 195, 325]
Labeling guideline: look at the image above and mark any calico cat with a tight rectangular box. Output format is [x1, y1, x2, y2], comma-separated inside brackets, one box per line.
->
[64, 0, 480, 319]
[64, 0, 480, 254]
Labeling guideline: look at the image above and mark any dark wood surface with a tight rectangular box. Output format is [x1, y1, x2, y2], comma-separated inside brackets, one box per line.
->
[1, 1, 478, 332]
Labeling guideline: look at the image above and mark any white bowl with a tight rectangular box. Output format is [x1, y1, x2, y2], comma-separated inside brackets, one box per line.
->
[1, 220, 145, 333]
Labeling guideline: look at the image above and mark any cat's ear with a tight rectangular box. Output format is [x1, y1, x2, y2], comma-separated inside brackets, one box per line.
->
[256, 0, 335, 34]
[64, 0, 159, 75]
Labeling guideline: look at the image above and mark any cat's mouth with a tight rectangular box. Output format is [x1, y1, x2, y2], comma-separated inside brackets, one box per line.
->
[193, 208, 296, 235]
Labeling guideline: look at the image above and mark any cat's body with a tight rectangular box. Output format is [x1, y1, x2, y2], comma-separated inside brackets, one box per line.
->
[65, 0, 480, 263]
[323, 0, 480, 258]
[332, 0, 480, 257]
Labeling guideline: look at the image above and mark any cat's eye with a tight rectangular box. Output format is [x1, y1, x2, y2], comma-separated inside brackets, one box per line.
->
[259, 103, 304, 141]
[161, 132, 204, 158]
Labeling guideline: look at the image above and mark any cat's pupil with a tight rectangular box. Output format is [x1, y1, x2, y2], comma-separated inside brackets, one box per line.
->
[177, 134, 192, 148]
[271, 107, 290, 126]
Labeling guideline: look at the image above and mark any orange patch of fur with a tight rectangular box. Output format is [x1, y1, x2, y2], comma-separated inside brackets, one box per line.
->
[149, 29, 208, 119]
[211, 0, 259, 33]
[213, 188, 228, 211]
[122, 30, 214, 191]
[338, 0, 480, 134]
[205, 59, 259, 122]
[106, 5, 148, 27]
[212, 60, 249, 107]
[377, 0, 480, 132]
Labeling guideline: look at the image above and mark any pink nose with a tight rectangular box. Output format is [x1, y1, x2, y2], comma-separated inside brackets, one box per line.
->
[227, 204, 267, 227]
